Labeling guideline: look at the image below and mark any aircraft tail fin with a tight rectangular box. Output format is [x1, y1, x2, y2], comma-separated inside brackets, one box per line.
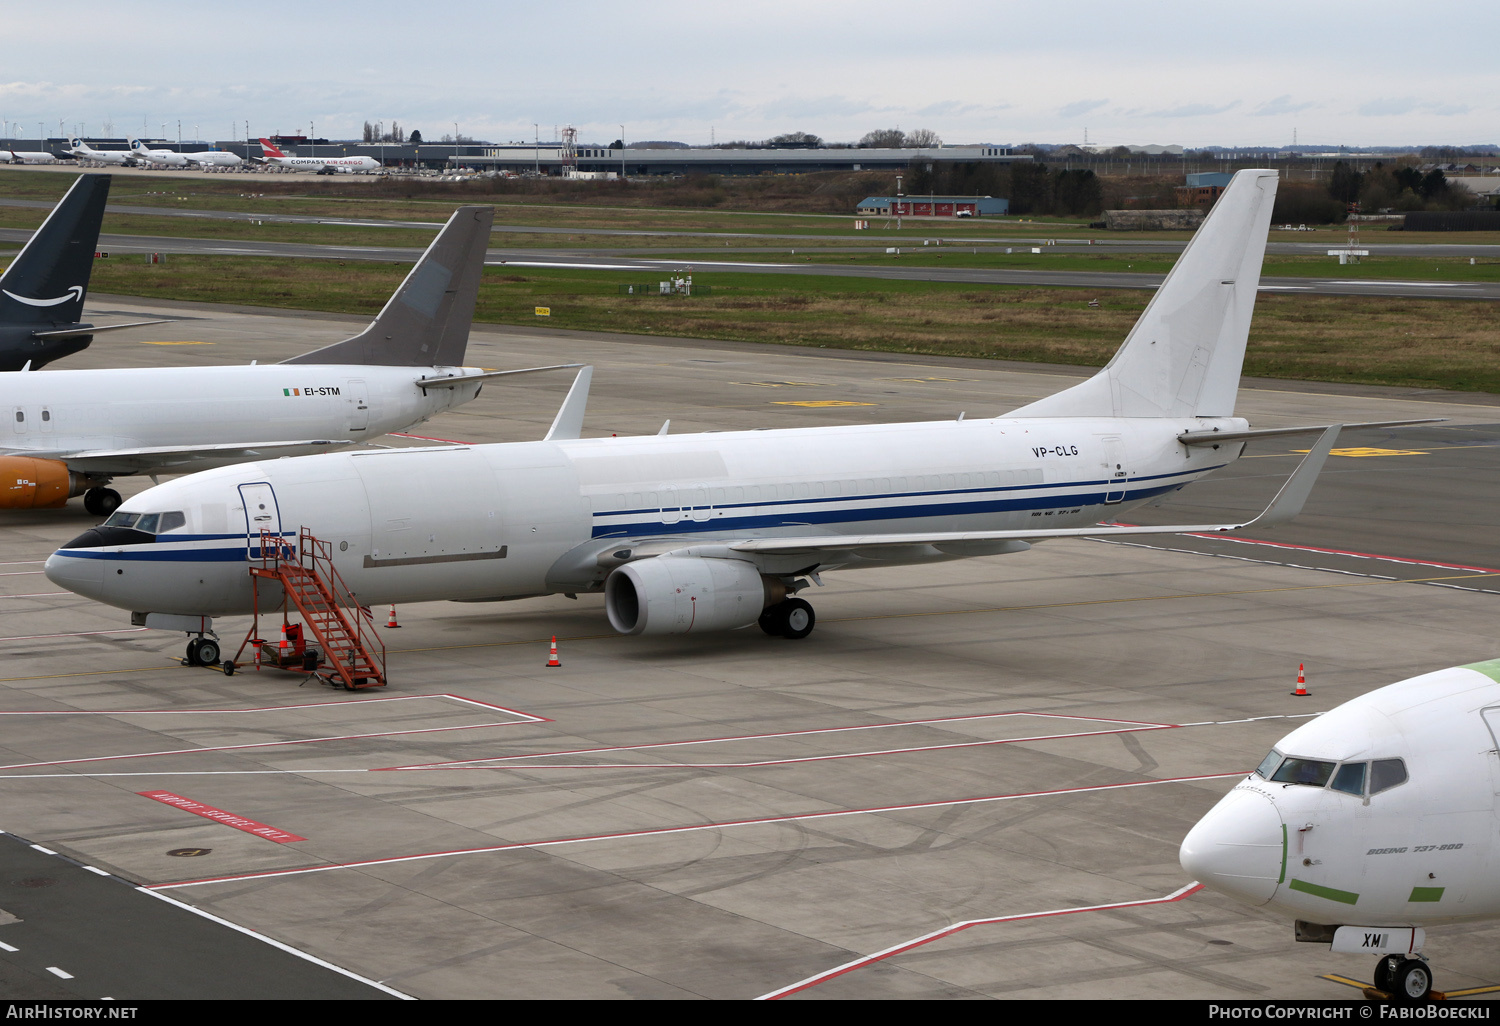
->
[282, 205, 494, 368]
[258, 138, 285, 158]
[0, 174, 110, 326]
[1007, 169, 1279, 420]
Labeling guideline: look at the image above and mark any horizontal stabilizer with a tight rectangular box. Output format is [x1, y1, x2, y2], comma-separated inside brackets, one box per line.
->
[1179, 418, 1442, 446]
[416, 362, 583, 390]
[727, 426, 1340, 557]
[544, 366, 594, 441]
[30, 319, 173, 340]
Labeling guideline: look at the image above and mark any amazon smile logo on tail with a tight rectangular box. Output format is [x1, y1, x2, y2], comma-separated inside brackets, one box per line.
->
[3, 286, 83, 307]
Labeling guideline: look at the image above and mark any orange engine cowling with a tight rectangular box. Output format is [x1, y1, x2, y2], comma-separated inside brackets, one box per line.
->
[0, 456, 77, 509]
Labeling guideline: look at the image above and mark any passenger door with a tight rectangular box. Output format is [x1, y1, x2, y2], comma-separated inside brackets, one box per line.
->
[238, 482, 282, 559]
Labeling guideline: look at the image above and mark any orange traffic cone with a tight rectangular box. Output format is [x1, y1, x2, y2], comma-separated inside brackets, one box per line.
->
[1291, 663, 1309, 697]
[546, 635, 561, 668]
[386, 604, 401, 628]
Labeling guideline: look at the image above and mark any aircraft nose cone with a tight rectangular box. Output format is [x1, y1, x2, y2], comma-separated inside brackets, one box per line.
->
[44, 550, 105, 597]
[1180, 787, 1284, 906]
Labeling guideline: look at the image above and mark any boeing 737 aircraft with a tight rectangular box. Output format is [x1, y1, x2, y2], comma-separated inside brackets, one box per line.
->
[44, 170, 1422, 651]
[63, 139, 137, 166]
[5, 205, 555, 516]
[0, 174, 170, 371]
[257, 139, 379, 174]
[1181, 659, 1500, 1001]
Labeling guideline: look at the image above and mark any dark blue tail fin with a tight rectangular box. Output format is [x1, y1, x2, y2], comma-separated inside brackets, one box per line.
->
[0, 174, 111, 327]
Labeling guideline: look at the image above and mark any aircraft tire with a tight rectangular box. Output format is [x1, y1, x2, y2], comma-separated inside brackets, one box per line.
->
[1374, 955, 1400, 992]
[779, 598, 815, 640]
[757, 607, 781, 636]
[184, 638, 203, 666]
[196, 639, 220, 666]
[1391, 958, 1432, 1002]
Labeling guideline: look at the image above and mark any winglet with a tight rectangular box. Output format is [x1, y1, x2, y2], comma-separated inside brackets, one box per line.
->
[543, 366, 594, 441]
[1237, 424, 1340, 530]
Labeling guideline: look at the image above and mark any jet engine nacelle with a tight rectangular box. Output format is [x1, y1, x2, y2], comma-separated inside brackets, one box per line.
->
[605, 556, 778, 635]
[0, 456, 81, 509]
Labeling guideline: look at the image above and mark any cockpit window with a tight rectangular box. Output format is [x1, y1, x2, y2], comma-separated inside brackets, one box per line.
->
[157, 511, 186, 533]
[135, 513, 160, 534]
[1271, 758, 1336, 787]
[104, 512, 140, 529]
[1330, 761, 1366, 796]
[1370, 758, 1408, 794]
[1254, 750, 1283, 779]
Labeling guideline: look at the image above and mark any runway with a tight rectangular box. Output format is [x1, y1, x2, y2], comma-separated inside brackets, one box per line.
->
[0, 300, 1496, 999]
[4, 226, 1495, 300]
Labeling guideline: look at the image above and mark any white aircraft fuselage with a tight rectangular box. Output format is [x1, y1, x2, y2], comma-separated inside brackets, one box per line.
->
[265, 154, 379, 173]
[1183, 661, 1500, 932]
[44, 412, 1245, 618]
[9, 364, 481, 468]
[182, 150, 243, 167]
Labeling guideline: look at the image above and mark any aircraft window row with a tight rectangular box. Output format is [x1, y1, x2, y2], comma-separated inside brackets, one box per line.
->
[1255, 750, 1408, 796]
[102, 510, 186, 533]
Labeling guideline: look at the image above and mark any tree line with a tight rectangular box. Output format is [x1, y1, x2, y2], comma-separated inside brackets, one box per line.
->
[904, 160, 1105, 216]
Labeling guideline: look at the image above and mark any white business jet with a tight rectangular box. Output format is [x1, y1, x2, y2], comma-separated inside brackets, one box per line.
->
[63, 139, 137, 166]
[5, 205, 565, 516]
[256, 138, 378, 174]
[1181, 659, 1500, 1001]
[44, 170, 1427, 651]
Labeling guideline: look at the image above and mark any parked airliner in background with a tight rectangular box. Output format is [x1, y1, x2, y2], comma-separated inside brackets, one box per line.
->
[257, 138, 379, 174]
[0, 174, 170, 371]
[44, 170, 1430, 651]
[181, 147, 242, 168]
[1182, 659, 1500, 1001]
[64, 140, 137, 166]
[1, 150, 64, 164]
[5, 205, 567, 516]
[127, 140, 188, 166]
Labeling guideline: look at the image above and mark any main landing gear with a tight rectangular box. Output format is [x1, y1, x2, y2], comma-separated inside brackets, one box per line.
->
[1374, 954, 1433, 1002]
[183, 636, 234, 675]
[83, 487, 122, 517]
[758, 597, 815, 640]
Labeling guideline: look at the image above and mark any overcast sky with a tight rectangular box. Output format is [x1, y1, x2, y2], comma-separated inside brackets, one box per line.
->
[3, 1, 1495, 147]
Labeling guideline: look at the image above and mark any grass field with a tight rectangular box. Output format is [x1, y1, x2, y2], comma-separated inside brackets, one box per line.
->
[6, 167, 1497, 246]
[91, 257, 1500, 394]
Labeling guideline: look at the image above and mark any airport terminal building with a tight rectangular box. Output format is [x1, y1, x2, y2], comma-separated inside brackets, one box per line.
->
[20, 137, 1032, 176]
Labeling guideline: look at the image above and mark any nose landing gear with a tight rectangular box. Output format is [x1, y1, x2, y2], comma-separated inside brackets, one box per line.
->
[1373, 954, 1433, 1002]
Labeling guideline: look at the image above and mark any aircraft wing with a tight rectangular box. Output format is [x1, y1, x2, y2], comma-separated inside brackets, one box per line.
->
[728, 426, 1340, 557]
[6, 439, 352, 475]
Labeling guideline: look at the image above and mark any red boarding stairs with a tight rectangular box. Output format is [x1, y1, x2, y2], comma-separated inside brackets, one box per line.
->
[237, 527, 387, 690]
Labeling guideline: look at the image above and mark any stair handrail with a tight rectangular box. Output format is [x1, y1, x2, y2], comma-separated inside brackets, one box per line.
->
[297, 527, 387, 678]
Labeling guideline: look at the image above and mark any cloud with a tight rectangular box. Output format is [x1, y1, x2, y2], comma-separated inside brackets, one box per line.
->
[1145, 101, 1241, 118]
[1252, 94, 1316, 117]
[1058, 99, 1109, 119]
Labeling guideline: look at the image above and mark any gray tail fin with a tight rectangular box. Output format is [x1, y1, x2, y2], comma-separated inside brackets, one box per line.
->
[0, 174, 110, 326]
[283, 205, 493, 367]
[1007, 169, 1279, 419]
